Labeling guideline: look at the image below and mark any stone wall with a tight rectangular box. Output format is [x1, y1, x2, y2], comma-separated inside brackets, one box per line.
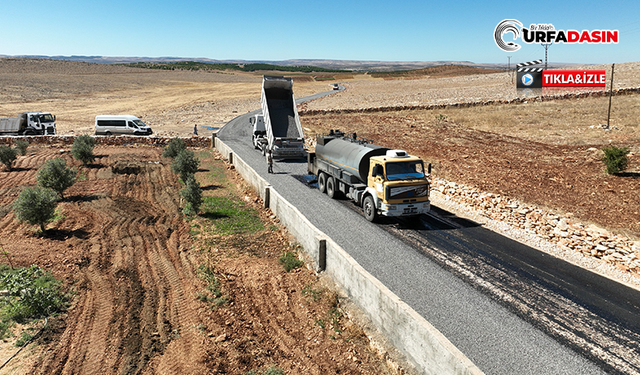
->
[431, 178, 640, 274]
[299, 86, 640, 116]
[0, 135, 212, 148]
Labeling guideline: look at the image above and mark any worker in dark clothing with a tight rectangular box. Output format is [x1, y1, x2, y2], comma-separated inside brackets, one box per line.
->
[193, 124, 198, 135]
[267, 150, 273, 174]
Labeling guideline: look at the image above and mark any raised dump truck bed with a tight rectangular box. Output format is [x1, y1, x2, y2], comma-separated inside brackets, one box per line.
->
[260, 76, 305, 158]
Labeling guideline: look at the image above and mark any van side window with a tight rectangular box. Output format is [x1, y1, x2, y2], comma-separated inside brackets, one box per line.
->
[98, 120, 126, 127]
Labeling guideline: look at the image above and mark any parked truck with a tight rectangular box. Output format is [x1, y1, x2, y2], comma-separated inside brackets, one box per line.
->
[0, 112, 57, 135]
[249, 114, 268, 152]
[258, 76, 305, 158]
[308, 130, 430, 222]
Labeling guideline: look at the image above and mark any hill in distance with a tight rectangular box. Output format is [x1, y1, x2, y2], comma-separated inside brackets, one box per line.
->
[0, 54, 522, 72]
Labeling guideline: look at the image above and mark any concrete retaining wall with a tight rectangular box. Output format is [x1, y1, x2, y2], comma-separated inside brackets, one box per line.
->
[214, 137, 482, 375]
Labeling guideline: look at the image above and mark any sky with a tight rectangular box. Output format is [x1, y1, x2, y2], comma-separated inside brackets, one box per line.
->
[1, 0, 639, 65]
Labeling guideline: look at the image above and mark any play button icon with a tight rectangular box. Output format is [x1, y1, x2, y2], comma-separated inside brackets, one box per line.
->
[521, 73, 534, 86]
[517, 71, 542, 89]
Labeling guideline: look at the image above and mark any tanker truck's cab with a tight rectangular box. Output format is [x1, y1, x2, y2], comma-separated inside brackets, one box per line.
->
[308, 130, 430, 222]
[363, 150, 430, 221]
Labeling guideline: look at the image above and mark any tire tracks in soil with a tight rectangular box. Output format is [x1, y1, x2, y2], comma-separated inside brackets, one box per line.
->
[26, 148, 209, 374]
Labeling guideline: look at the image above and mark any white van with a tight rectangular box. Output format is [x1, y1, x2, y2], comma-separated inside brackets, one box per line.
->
[94, 115, 153, 136]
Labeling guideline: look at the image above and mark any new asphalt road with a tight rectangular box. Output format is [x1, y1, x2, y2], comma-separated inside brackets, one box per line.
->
[217, 88, 639, 374]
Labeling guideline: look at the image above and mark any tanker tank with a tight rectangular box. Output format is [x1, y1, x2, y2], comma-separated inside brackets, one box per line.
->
[315, 132, 388, 183]
[308, 129, 431, 222]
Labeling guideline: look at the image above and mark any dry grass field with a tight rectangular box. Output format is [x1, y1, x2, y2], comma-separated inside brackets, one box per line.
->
[0, 59, 331, 136]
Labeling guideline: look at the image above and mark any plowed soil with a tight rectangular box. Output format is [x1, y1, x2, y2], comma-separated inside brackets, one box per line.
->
[0, 146, 393, 374]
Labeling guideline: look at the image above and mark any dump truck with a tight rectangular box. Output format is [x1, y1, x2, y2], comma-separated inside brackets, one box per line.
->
[308, 130, 430, 222]
[259, 76, 305, 158]
[0, 112, 57, 135]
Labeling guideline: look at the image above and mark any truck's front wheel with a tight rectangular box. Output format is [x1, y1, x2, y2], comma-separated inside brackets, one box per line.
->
[363, 195, 378, 222]
[318, 172, 327, 194]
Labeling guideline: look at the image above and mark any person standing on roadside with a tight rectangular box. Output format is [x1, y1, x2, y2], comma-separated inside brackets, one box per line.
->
[267, 150, 273, 174]
[193, 124, 198, 135]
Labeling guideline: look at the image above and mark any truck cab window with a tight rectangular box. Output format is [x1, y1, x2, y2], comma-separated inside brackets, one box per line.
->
[386, 161, 425, 181]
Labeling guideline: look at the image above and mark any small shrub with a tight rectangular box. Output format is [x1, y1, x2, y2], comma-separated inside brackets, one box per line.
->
[71, 136, 96, 165]
[14, 140, 29, 156]
[602, 146, 629, 175]
[279, 251, 303, 272]
[15, 330, 35, 347]
[37, 158, 77, 199]
[180, 174, 203, 215]
[12, 186, 59, 232]
[171, 149, 200, 182]
[196, 264, 228, 309]
[163, 137, 186, 158]
[0, 265, 68, 324]
[0, 145, 18, 171]
[435, 114, 448, 124]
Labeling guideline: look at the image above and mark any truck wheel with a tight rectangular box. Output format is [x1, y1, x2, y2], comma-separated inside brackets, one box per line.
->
[327, 176, 337, 199]
[318, 173, 327, 194]
[363, 195, 378, 222]
[105, 131, 112, 136]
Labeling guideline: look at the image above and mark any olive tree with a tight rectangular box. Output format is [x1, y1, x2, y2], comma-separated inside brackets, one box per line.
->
[13, 186, 59, 232]
[171, 149, 200, 182]
[180, 174, 203, 215]
[71, 135, 96, 165]
[163, 137, 186, 158]
[14, 140, 29, 156]
[0, 145, 18, 171]
[37, 158, 77, 199]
